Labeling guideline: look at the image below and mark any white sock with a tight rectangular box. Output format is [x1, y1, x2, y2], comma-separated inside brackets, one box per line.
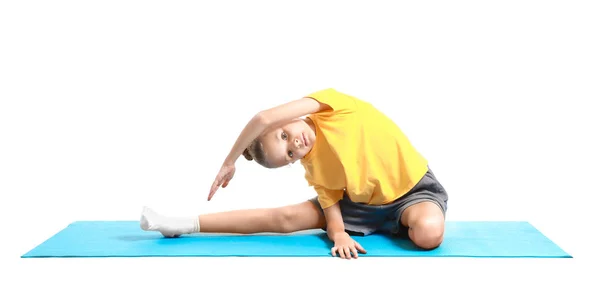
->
[140, 206, 200, 238]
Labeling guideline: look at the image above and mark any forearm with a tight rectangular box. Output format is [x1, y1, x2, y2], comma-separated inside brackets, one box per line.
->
[323, 202, 346, 241]
[223, 113, 269, 165]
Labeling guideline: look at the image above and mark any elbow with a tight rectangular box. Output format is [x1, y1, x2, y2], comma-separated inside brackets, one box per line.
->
[253, 111, 272, 127]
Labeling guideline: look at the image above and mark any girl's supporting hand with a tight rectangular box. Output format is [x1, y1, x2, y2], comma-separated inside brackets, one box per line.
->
[331, 231, 367, 259]
[207, 162, 236, 201]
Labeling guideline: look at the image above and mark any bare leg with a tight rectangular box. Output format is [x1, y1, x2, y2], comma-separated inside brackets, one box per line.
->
[199, 200, 326, 234]
[141, 200, 326, 236]
[400, 201, 445, 249]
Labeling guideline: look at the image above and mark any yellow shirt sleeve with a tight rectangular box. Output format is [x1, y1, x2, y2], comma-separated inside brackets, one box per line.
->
[314, 185, 344, 209]
[305, 88, 357, 115]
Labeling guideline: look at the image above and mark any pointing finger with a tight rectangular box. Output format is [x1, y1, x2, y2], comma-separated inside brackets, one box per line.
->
[208, 179, 220, 200]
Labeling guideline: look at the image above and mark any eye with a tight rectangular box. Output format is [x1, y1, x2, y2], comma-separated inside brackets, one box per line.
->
[281, 132, 288, 141]
[288, 151, 293, 158]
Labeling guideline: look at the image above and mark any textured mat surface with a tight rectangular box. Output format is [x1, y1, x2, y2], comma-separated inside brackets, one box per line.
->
[21, 221, 571, 258]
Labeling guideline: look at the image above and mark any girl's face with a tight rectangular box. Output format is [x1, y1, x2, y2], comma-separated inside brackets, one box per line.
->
[259, 117, 316, 168]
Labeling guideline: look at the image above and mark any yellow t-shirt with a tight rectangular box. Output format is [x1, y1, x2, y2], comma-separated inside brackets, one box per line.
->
[300, 88, 429, 209]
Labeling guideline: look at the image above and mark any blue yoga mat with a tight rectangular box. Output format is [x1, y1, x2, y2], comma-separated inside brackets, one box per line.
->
[21, 221, 571, 258]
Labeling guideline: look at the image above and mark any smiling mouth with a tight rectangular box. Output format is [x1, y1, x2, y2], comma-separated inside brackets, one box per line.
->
[302, 133, 307, 147]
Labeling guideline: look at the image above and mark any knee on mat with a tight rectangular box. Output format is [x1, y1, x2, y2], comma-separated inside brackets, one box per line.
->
[411, 217, 444, 250]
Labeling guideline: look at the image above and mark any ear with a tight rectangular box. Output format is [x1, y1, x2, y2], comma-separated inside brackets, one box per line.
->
[242, 148, 253, 161]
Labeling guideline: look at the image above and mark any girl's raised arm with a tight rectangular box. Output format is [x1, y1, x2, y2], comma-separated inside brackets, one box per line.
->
[207, 97, 330, 201]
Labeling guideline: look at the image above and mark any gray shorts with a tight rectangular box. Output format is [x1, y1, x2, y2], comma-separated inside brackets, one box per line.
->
[310, 168, 448, 237]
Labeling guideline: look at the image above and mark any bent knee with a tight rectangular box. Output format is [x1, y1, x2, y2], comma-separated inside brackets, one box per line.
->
[411, 217, 445, 249]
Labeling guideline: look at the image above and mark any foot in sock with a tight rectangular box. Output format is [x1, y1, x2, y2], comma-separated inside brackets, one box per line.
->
[140, 206, 200, 238]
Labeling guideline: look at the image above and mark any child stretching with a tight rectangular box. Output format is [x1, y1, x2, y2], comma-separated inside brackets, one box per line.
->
[140, 88, 449, 259]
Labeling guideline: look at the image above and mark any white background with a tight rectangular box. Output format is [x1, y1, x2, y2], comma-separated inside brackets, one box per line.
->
[1, 0, 599, 303]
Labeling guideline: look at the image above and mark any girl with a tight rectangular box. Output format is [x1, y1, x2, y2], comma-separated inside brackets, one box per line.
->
[140, 88, 449, 259]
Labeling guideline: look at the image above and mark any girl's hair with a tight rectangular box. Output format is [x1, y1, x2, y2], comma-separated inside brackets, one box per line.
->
[243, 139, 270, 168]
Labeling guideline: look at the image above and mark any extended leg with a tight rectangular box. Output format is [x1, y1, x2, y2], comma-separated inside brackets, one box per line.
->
[400, 201, 445, 249]
[140, 200, 326, 237]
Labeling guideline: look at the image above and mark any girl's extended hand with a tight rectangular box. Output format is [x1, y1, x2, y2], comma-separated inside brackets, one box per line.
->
[331, 232, 367, 259]
[207, 162, 236, 201]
